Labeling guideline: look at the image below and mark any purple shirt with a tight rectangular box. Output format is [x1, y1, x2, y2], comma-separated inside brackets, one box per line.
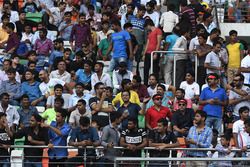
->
[34, 38, 53, 56]
[6, 32, 20, 52]
[70, 23, 91, 49]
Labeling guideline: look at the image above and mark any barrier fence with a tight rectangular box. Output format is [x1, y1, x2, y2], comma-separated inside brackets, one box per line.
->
[5, 145, 250, 166]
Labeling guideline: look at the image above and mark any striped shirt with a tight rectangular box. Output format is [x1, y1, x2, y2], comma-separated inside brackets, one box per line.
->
[186, 125, 212, 157]
[129, 16, 145, 31]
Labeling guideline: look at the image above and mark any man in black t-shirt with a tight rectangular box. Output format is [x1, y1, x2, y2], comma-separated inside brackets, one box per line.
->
[172, 99, 195, 137]
[89, 82, 114, 128]
[120, 117, 147, 158]
[149, 118, 179, 166]
[0, 112, 13, 165]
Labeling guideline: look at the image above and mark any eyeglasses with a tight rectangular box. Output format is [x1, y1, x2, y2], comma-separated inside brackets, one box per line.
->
[178, 103, 186, 106]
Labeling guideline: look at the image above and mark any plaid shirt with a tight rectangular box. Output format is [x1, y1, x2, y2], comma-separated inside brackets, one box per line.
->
[186, 125, 212, 157]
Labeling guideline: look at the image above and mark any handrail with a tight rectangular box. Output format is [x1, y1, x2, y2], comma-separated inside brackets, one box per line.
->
[150, 50, 196, 87]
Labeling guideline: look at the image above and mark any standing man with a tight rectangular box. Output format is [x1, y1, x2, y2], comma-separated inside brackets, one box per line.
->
[70, 13, 92, 52]
[14, 114, 49, 167]
[143, 19, 162, 85]
[105, 20, 133, 72]
[240, 49, 250, 87]
[42, 109, 71, 167]
[185, 110, 212, 167]
[199, 73, 227, 133]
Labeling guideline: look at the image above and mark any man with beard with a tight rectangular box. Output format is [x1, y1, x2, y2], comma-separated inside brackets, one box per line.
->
[132, 75, 149, 102]
[89, 82, 114, 128]
[91, 62, 112, 91]
[199, 73, 227, 133]
[228, 74, 250, 119]
[172, 99, 195, 137]
[113, 62, 133, 92]
[185, 110, 212, 166]
[173, 88, 193, 111]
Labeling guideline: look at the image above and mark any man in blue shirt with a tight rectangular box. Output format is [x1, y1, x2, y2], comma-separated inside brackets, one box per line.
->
[42, 109, 71, 167]
[65, 116, 99, 167]
[21, 69, 44, 106]
[186, 110, 212, 166]
[105, 20, 133, 72]
[199, 73, 227, 133]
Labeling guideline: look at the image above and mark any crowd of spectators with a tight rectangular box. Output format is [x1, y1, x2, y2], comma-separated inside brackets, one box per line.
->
[0, 0, 249, 166]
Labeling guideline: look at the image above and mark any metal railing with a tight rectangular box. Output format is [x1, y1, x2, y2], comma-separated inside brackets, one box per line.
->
[7, 145, 250, 166]
[150, 50, 197, 87]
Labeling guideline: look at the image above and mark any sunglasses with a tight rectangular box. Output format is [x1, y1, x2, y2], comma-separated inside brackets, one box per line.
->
[178, 103, 186, 106]
[154, 98, 162, 101]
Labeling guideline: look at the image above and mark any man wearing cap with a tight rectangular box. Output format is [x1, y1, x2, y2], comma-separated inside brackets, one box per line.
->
[199, 73, 227, 133]
[172, 99, 195, 137]
[146, 94, 172, 130]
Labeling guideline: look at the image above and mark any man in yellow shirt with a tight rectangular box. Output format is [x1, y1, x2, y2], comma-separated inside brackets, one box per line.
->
[0, 14, 10, 47]
[226, 30, 244, 84]
[112, 78, 140, 107]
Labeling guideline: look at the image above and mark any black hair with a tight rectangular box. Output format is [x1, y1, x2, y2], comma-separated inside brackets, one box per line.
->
[245, 118, 250, 127]
[0, 112, 6, 119]
[123, 22, 133, 30]
[133, 75, 142, 83]
[149, 73, 158, 81]
[79, 116, 90, 127]
[197, 33, 208, 40]
[32, 113, 42, 122]
[105, 86, 113, 93]
[79, 13, 86, 18]
[75, 82, 85, 88]
[3, 59, 11, 65]
[64, 48, 71, 53]
[128, 117, 138, 125]
[121, 90, 131, 97]
[144, 19, 154, 27]
[94, 82, 104, 91]
[88, 4, 95, 10]
[111, 20, 121, 27]
[77, 99, 86, 105]
[110, 112, 122, 123]
[1, 14, 10, 21]
[75, 50, 84, 57]
[0, 93, 9, 100]
[121, 79, 131, 89]
[57, 108, 68, 118]
[168, 4, 176, 11]
[20, 94, 29, 100]
[6, 22, 15, 31]
[95, 62, 104, 68]
[84, 60, 93, 67]
[213, 41, 222, 47]
[137, 5, 146, 11]
[157, 118, 168, 127]
[220, 134, 231, 141]
[54, 97, 64, 105]
[157, 84, 166, 91]
[27, 61, 36, 66]
[6, 68, 16, 74]
[229, 30, 237, 36]
[39, 28, 48, 36]
[239, 106, 249, 115]
[25, 69, 35, 75]
[54, 84, 64, 91]
[210, 28, 221, 35]
[180, 0, 188, 6]
[196, 110, 207, 120]
[64, 11, 72, 16]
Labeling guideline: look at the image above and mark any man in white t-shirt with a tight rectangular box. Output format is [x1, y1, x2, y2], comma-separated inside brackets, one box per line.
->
[240, 52, 250, 86]
[238, 118, 250, 157]
[233, 106, 249, 148]
[180, 72, 200, 101]
[144, 1, 160, 27]
[39, 70, 66, 97]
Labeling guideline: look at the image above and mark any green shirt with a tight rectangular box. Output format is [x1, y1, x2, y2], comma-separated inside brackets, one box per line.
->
[98, 38, 110, 55]
[41, 108, 56, 125]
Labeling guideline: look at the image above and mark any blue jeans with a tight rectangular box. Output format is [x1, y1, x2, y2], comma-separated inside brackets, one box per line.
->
[0, 158, 10, 167]
[108, 57, 127, 72]
[205, 116, 222, 133]
[23, 159, 42, 167]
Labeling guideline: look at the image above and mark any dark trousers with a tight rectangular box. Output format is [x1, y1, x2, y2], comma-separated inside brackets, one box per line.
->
[135, 45, 143, 76]
[49, 158, 67, 167]
[197, 66, 206, 87]
[144, 53, 160, 85]
[175, 59, 187, 88]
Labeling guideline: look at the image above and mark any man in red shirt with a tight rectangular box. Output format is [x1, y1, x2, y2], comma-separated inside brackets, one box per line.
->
[146, 94, 172, 130]
[143, 19, 162, 85]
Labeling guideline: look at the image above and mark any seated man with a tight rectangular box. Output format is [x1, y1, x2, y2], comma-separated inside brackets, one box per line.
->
[18, 94, 39, 128]
[41, 97, 64, 125]
[0, 68, 22, 105]
[49, 60, 71, 84]
[172, 99, 195, 137]
[132, 75, 150, 102]
[66, 117, 100, 167]
[149, 118, 179, 166]
[46, 84, 70, 109]
[120, 117, 147, 160]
